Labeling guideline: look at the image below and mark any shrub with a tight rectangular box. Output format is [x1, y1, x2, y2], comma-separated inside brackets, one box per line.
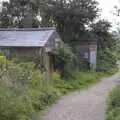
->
[51, 41, 77, 79]
[0, 88, 35, 120]
[0, 56, 10, 67]
[107, 85, 120, 120]
[97, 48, 117, 72]
[0, 58, 106, 120]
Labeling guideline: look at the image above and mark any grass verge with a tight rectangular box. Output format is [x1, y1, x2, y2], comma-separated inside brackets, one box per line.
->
[106, 84, 120, 120]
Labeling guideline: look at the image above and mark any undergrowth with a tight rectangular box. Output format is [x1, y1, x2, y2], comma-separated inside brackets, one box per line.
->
[106, 85, 120, 120]
[0, 57, 117, 120]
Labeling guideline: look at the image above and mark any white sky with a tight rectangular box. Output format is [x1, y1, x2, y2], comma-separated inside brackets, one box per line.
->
[0, 0, 120, 31]
[97, 0, 120, 31]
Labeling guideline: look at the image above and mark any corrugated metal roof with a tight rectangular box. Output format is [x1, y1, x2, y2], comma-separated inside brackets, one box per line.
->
[0, 28, 56, 47]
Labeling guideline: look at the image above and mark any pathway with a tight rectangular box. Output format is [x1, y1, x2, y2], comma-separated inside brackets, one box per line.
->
[42, 73, 120, 120]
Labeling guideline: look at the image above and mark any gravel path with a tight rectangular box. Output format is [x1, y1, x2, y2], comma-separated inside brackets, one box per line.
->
[42, 73, 120, 120]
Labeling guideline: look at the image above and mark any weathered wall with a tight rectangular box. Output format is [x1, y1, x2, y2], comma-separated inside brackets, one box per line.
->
[75, 44, 89, 61]
[73, 41, 97, 62]
[8, 47, 42, 58]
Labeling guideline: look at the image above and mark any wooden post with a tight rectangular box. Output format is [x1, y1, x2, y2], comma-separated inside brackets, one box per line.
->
[43, 48, 50, 82]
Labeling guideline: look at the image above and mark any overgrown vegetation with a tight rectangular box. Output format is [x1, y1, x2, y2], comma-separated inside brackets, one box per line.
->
[51, 41, 78, 79]
[0, 56, 107, 120]
[0, 0, 120, 120]
[91, 20, 118, 72]
[106, 85, 120, 120]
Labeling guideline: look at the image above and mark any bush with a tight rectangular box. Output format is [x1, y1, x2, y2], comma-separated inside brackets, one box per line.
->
[97, 48, 117, 72]
[0, 58, 106, 120]
[51, 41, 77, 79]
[106, 85, 120, 120]
[0, 89, 35, 120]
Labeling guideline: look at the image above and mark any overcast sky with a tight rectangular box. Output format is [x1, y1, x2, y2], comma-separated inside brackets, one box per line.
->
[98, 0, 119, 18]
[0, 0, 120, 30]
[97, 0, 120, 31]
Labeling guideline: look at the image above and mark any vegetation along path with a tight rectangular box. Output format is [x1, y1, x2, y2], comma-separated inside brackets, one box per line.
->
[42, 73, 120, 120]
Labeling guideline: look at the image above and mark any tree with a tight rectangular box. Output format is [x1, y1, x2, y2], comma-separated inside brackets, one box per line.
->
[0, 0, 40, 28]
[91, 20, 112, 49]
[39, 0, 99, 45]
[91, 20, 117, 71]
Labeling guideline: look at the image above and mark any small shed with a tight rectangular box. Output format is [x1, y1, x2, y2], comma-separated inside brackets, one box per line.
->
[0, 27, 57, 73]
[73, 33, 97, 71]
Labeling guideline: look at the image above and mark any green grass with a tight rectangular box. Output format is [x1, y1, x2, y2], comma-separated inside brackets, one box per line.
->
[53, 72, 104, 94]
[106, 85, 120, 120]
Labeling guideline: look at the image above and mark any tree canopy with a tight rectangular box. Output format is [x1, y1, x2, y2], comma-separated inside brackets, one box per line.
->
[40, 0, 99, 44]
[91, 20, 112, 49]
[0, 0, 40, 28]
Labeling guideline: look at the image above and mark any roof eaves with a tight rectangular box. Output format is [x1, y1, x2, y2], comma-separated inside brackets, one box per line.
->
[0, 27, 56, 31]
